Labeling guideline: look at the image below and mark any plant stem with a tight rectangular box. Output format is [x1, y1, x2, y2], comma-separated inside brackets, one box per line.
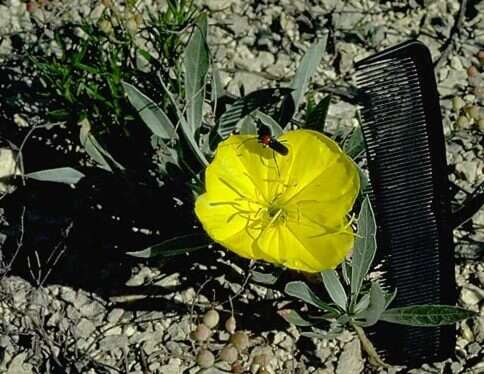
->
[351, 322, 391, 369]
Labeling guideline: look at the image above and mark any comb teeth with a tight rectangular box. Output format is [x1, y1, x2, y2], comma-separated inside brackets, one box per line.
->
[354, 41, 456, 367]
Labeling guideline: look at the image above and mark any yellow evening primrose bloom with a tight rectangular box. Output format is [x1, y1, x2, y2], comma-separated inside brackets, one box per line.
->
[195, 129, 360, 273]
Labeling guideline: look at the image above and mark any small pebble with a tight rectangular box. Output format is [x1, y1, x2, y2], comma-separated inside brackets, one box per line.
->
[230, 331, 249, 352]
[452, 96, 465, 112]
[220, 344, 238, 364]
[456, 115, 470, 129]
[460, 288, 481, 305]
[467, 65, 479, 78]
[465, 105, 480, 121]
[478, 51, 484, 65]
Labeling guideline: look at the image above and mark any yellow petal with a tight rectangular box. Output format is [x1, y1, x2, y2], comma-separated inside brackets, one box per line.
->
[277, 130, 360, 224]
[195, 192, 260, 259]
[210, 134, 279, 203]
[254, 219, 354, 273]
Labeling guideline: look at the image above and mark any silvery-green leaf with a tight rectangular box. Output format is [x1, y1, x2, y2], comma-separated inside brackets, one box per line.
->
[126, 232, 211, 258]
[79, 119, 124, 172]
[350, 197, 377, 302]
[211, 66, 224, 101]
[353, 292, 371, 314]
[80, 121, 111, 171]
[354, 282, 386, 327]
[341, 261, 351, 285]
[336, 314, 350, 325]
[151, 135, 181, 175]
[343, 126, 365, 159]
[321, 270, 348, 311]
[278, 309, 313, 327]
[26, 167, 85, 185]
[157, 73, 208, 167]
[184, 14, 209, 134]
[253, 111, 283, 137]
[304, 95, 331, 132]
[285, 281, 340, 314]
[217, 88, 293, 139]
[122, 81, 177, 140]
[380, 305, 477, 327]
[290, 35, 328, 109]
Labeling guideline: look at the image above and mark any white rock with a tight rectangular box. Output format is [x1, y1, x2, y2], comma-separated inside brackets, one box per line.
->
[75, 318, 96, 339]
[106, 308, 124, 324]
[336, 339, 363, 374]
[0, 148, 21, 194]
[7, 352, 33, 374]
[460, 288, 481, 305]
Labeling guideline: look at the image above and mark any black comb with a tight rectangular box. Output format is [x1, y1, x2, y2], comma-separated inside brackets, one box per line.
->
[353, 40, 456, 366]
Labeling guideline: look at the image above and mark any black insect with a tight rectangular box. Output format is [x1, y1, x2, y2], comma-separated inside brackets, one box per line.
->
[256, 122, 289, 156]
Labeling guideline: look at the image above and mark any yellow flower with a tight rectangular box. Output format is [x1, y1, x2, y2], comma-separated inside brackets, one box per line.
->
[195, 129, 360, 273]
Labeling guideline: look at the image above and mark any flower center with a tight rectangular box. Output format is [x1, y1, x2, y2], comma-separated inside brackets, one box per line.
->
[267, 205, 280, 217]
[266, 203, 287, 225]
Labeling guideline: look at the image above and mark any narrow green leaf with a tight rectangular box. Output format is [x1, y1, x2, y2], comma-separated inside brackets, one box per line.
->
[126, 233, 211, 258]
[47, 109, 70, 121]
[321, 270, 348, 311]
[353, 282, 386, 327]
[79, 119, 125, 172]
[290, 35, 328, 109]
[122, 81, 178, 140]
[350, 197, 377, 302]
[217, 88, 293, 139]
[343, 126, 365, 159]
[253, 111, 283, 137]
[353, 292, 371, 314]
[278, 309, 313, 327]
[150, 135, 181, 175]
[285, 281, 340, 314]
[304, 95, 331, 132]
[211, 66, 224, 101]
[26, 167, 85, 185]
[184, 14, 209, 134]
[380, 305, 477, 327]
[157, 73, 208, 168]
[341, 261, 351, 285]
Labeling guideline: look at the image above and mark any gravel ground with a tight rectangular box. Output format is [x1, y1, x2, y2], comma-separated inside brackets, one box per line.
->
[0, 0, 483, 373]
